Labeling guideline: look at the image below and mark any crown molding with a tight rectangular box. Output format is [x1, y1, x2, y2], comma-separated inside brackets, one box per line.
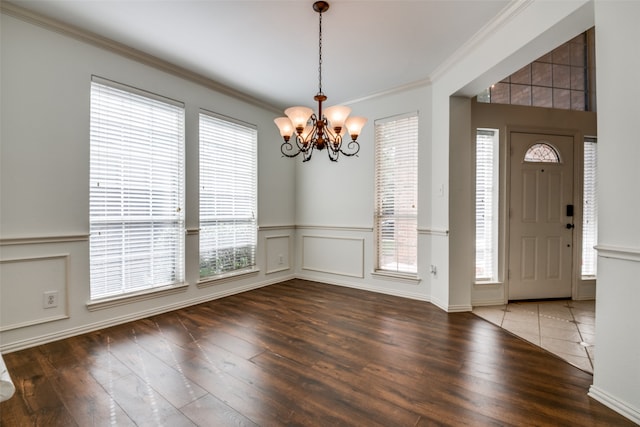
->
[341, 78, 432, 106]
[429, 0, 536, 84]
[0, 1, 282, 114]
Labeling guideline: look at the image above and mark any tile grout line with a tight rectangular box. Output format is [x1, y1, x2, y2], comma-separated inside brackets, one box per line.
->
[570, 303, 595, 371]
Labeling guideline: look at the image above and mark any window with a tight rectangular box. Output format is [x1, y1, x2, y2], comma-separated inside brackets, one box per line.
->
[477, 31, 592, 111]
[374, 113, 418, 275]
[524, 142, 560, 163]
[199, 112, 257, 278]
[582, 137, 598, 277]
[89, 77, 185, 300]
[475, 129, 499, 281]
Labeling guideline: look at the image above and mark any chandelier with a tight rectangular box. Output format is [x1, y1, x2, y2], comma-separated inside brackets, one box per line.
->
[274, 1, 367, 162]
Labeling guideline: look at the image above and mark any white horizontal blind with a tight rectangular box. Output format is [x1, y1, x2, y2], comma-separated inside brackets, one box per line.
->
[475, 129, 499, 281]
[199, 112, 257, 277]
[374, 113, 418, 274]
[89, 78, 185, 299]
[582, 137, 597, 277]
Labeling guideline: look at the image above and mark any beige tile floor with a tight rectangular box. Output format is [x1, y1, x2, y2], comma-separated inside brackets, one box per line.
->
[473, 300, 596, 373]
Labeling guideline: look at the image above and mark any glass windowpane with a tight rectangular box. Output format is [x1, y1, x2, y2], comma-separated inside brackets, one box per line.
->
[89, 79, 185, 300]
[532, 86, 553, 108]
[199, 113, 257, 278]
[536, 52, 553, 63]
[570, 42, 586, 66]
[553, 64, 571, 89]
[571, 90, 586, 111]
[571, 67, 586, 91]
[475, 129, 499, 281]
[553, 88, 571, 109]
[491, 83, 510, 104]
[532, 62, 552, 87]
[511, 65, 531, 85]
[510, 84, 531, 106]
[524, 143, 560, 163]
[477, 29, 591, 112]
[374, 114, 418, 275]
[582, 138, 598, 277]
[552, 44, 571, 65]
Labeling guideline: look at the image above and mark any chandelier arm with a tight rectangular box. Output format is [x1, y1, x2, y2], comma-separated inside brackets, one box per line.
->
[339, 140, 361, 157]
[327, 148, 339, 161]
[302, 146, 314, 162]
[295, 133, 311, 152]
[280, 140, 302, 158]
[323, 126, 345, 156]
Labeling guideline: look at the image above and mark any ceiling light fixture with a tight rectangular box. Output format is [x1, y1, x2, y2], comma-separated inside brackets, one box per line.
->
[274, 1, 367, 162]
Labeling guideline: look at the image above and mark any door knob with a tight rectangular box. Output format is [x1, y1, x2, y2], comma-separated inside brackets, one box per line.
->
[566, 223, 575, 229]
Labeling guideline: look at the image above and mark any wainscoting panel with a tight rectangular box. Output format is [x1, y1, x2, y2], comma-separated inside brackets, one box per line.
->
[265, 235, 291, 274]
[302, 235, 364, 278]
[0, 254, 69, 331]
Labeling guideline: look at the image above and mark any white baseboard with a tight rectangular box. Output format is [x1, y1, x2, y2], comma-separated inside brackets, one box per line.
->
[295, 273, 431, 303]
[471, 299, 507, 307]
[588, 385, 640, 425]
[429, 295, 473, 313]
[446, 304, 474, 312]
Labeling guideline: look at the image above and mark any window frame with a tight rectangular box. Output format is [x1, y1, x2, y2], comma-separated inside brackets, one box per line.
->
[475, 128, 500, 283]
[373, 112, 419, 277]
[477, 31, 592, 111]
[88, 76, 186, 302]
[523, 142, 561, 163]
[581, 136, 598, 278]
[198, 110, 258, 283]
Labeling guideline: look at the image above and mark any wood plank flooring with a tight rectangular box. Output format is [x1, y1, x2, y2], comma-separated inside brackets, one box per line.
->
[0, 279, 634, 426]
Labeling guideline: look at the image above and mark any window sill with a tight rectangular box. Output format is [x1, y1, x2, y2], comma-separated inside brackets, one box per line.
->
[371, 270, 421, 285]
[197, 267, 260, 288]
[473, 281, 503, 288]
[86, 282, 189, 311]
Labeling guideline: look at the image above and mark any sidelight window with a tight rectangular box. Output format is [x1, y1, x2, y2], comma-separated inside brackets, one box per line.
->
[582, 137, 598, 278]
[475, 129, 499, 282]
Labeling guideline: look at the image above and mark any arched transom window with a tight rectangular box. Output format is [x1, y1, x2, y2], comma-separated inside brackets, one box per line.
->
[524, 142, 560, 163]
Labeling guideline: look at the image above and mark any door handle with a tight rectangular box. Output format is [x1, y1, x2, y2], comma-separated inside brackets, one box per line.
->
[566, 223, 575, 229]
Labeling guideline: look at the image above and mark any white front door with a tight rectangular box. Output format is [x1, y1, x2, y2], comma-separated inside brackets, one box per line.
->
[508, 132, 574, 300]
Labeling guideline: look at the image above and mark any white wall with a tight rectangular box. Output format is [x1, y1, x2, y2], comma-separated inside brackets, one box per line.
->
[0, 13, 296, 351]
[588, 1, 640, 423]
[294, 85, 434, 301]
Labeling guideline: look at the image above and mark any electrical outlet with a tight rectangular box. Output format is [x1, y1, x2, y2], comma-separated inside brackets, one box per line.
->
[278, 254, 284, 265]
[43, 291, 59, 309]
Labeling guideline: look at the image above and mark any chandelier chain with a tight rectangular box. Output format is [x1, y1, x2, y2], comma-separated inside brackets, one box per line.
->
[318, 10, 323, 95]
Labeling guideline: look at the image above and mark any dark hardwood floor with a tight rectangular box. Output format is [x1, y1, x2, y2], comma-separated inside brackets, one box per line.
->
[0, 279, 634, 426]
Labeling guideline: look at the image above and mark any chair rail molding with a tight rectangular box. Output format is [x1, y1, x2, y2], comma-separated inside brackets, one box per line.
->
[595, 244, 640, 263]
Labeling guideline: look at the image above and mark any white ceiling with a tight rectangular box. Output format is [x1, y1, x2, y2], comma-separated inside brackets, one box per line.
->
[7, 0, 513, 111]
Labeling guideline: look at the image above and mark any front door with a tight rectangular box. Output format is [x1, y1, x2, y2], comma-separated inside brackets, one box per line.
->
[508, 132, 574, 300]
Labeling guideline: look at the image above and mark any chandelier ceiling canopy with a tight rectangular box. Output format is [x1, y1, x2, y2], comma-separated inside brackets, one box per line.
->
[273, 1, 367, 162]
